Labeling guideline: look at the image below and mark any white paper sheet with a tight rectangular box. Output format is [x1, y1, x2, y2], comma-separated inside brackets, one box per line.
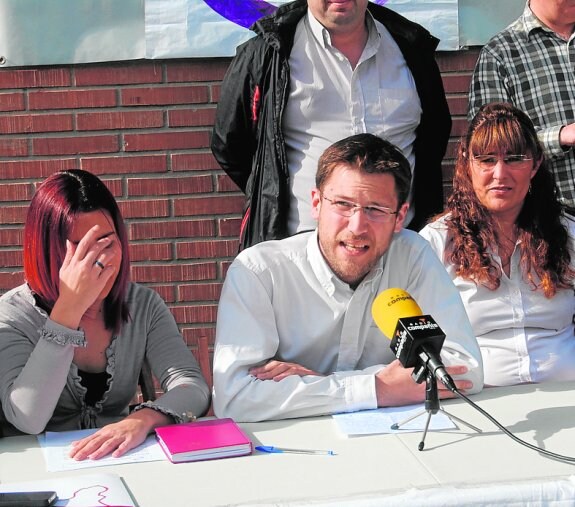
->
[38, 428, 167, 472]
[332, 403, 457, 436]
[0, 473, 136, 507]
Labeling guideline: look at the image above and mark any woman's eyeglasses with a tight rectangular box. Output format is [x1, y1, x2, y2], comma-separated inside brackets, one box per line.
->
[472, 154, 533, 170]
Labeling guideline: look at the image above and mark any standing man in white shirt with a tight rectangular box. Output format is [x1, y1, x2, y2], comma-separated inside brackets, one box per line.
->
[211, 0, 451, 249]
[212, 134, 482, 422]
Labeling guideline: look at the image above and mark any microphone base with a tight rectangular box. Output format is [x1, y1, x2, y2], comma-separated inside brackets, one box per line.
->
[391, 370, 482, 451]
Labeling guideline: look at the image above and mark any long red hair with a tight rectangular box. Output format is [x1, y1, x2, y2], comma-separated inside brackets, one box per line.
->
[440, 103, 574, 297]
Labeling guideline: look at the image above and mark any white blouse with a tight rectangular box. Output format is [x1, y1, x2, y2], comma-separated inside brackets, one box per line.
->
[420, 215, 575, 387]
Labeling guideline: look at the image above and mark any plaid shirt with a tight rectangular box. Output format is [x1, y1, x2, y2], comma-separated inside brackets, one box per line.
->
[468, 3, 575, 208]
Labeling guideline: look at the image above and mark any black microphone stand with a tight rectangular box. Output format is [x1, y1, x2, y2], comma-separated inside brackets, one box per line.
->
[391, 368, 482, 451]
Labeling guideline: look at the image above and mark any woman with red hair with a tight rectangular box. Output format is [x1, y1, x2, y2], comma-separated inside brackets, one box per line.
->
[420, 103, 575, 387]
[0, 170, 210, 459]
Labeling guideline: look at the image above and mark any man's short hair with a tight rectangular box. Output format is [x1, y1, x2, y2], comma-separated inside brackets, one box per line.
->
[316, 133, 412, 206]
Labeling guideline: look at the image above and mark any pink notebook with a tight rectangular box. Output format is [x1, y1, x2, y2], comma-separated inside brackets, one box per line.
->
[155, 418, 252, 463]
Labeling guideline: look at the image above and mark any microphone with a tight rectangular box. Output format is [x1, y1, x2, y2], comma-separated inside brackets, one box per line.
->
[371, 299, 575, 460]
[371, 288, 457, 393]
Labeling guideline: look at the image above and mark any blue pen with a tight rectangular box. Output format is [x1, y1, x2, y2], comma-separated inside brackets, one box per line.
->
[255, 445, 335, 456]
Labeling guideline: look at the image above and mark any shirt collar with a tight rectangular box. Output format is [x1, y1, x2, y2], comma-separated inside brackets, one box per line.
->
[523, 1, 570, 41]
[306, 230, 385, 296]
[306, 8, 380, 51]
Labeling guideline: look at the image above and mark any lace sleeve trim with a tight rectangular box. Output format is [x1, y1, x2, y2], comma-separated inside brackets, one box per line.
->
[132, 402, 186, 424]
[42, 319, 86, 347]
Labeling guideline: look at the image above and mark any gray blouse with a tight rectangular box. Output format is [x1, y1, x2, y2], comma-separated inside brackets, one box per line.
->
[0, 283, 210, 435]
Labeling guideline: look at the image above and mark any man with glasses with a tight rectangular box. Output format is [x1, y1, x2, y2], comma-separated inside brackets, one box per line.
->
[213, 134, 483, 422]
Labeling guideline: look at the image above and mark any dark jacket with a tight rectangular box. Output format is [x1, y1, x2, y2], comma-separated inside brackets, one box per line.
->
[211, 0, 451, 249]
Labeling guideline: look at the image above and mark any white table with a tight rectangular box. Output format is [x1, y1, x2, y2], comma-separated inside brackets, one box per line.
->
[2, 382, 575, 506]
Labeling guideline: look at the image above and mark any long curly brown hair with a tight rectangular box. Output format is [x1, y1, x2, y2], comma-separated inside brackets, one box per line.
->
[441, 103, 574, 297]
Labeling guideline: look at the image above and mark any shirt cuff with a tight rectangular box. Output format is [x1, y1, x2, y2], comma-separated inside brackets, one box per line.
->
[341, 373, 378, 412]
[541, 125, 570, 157]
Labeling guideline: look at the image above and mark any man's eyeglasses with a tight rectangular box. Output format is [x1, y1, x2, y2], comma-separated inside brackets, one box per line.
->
[472, 154, 533, 170]
[321, 195, 398, 223]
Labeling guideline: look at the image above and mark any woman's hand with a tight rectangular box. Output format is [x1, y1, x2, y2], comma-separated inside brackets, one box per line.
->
[249, 360, 323, 381]
[69, 408, 171, 460]
[51, 225, 117, 329]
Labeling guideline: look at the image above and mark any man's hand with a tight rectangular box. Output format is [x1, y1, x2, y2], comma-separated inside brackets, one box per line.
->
[249, 360, 323, 382]
[560, 123, 575, 147]
[375, 360, 473, 407]
[69, 408, 171, 460]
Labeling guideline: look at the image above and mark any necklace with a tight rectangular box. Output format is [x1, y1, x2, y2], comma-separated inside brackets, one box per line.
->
[498, 238, 516, 260]
[496, 225, 518, 275]
[496, 223, 518, 249]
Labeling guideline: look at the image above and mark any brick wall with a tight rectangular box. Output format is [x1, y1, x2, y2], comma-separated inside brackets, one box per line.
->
[0, 48, 481, 359]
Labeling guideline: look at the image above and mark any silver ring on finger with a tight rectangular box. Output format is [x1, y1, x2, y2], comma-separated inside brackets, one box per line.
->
[94, 259, 105, 270]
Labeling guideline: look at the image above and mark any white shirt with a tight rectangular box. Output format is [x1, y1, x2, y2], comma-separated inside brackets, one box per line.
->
[420, 216, 575, 387]
[283, 12, 421, 234]
[213, 230, 483, 422]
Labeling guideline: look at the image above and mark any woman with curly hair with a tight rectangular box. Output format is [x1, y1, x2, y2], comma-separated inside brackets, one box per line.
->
[420, 102, 575, 387]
